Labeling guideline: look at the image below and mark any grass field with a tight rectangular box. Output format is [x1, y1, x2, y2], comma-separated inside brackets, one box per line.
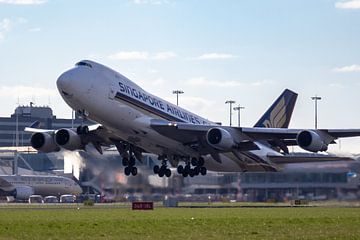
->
[0, 205, 360, 240]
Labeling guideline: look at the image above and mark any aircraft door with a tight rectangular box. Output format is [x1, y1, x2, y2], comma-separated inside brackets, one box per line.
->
[108, 83, 116, 100]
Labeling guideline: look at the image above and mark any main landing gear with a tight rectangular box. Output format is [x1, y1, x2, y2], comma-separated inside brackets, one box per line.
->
[177, 157, 207, 177]
[153, 156, 171, 178]
[122, 156, 138, 176]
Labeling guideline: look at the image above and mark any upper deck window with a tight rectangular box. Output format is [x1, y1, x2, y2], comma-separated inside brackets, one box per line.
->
[76, 61, 93, 68]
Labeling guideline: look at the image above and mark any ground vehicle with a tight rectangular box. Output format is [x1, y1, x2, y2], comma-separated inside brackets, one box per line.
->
[44, 196, 59, 203]
[60, 194, 76, 203]
[28, 195, 43, 203]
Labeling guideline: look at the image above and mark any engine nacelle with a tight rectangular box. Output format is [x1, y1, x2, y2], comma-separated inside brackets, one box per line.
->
[297, 130, 328, 152]
[30, 132, 59, 152]
[55, 129, 82, 151]
[14, 186, 34, 200]
[206, 127, 235, 151]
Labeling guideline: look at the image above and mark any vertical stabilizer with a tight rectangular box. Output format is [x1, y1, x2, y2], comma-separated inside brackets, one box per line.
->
[254, 89, 298, 128]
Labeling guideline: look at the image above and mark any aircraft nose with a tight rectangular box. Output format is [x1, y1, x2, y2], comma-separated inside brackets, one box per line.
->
[56, 70, 73, 94]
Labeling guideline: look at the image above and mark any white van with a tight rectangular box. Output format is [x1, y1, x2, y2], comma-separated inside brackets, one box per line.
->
[28, 195, 43, 204]
[44, 196, 59, 203]
[60, 194, 76, 203]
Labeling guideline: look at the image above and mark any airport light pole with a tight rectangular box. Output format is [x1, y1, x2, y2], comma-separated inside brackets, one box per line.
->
[311, 95, 321, 129]
[233, 105, 245, 127]
[225, 100, 236, 126]
[172, 90, 184, 106]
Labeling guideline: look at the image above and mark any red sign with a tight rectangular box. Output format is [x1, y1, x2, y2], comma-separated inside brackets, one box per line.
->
[132, 201, 154, 210]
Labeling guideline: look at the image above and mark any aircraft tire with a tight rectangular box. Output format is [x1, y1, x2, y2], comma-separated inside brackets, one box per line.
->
[153, 165, 160, 174]
[198, 157, 205, 166]
[177, 165, 184, 174]
[165, 168, 171, 178]
[122, 158, 129, 166]
[158, 169, 165, 177]
[129, 157, 136, 166]
[124, 167, 131, 176]
[200, 167, 207, 176]
[182, 171, 188, 177]
[191, 157, 198, 166]
[131, 167, 138, 176]
[189, 169, 195, 177]
[194, 166, 200, 175]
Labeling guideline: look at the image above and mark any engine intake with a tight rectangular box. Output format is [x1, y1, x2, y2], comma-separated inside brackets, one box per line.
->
[14, 186, 34, 200]
[55, 129, 82, 151]
[206, 127, 235, 151]
[297, 130, 328, 152]
[30, 132, 59, 152]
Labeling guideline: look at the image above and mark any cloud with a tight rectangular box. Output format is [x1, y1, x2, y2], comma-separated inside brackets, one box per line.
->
[131, 0, 170, 4]
[335, 0, 360, 9]
[0, 18, 11, 41]
[0, 0, 46, 4]
[0, 85, 58, 97]
[184, 77, 243, 87]
[108, 51, 177, 60]
[152, 51, 177, 60]
[184, 77, 276, 88]
[194, 53, 238, 60]
[334, 64, 360, 72]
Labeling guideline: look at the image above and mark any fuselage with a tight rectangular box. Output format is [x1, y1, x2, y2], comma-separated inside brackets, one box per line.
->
[56, 60, 282, 172]
[0, 175, 82, 196]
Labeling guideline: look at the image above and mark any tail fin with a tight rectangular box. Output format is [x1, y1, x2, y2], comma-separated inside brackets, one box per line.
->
[254, 89, 298, 128]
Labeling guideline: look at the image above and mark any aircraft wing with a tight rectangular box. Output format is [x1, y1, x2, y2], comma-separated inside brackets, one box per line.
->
[0, 176, 14, 191]
[25, 123, 120, 154]
[150, 119, 360, 153]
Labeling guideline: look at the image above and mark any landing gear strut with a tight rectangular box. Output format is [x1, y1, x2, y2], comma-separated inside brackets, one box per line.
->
[177, 157, 207, 177]
[153, 156, 171, 178]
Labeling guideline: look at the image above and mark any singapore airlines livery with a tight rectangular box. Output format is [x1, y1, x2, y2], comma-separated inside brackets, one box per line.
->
[26, 60, 360, 178]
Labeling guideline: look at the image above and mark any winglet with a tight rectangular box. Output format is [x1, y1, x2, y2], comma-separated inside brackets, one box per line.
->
[254, 89, 298, 128]
[29, 120, 41, 128]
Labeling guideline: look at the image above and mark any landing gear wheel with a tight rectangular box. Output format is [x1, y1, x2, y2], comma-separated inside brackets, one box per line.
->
[124, 167, 131, 176]
[122, 157, 129, 166]
[129, 157, 136, 166]
[153, 165, 160, 174]
[191, 157, 198, 166]
[177, 165, 184, 174]
[198, 157, 205, 166]
[131, 167, 138, 176]
[189, 169, 195, 177]
[182, 171, 188, 177]
[194, 166, 200, 175]
[200, 167, 207, 176]
[165, 168, 171, 178]
[158, 168, 165, 177]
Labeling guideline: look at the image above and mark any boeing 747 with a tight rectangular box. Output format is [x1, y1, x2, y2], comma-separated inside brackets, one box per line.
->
[25, 60, 360, 178]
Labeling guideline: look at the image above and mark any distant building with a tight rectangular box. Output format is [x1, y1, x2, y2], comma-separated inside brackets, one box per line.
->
[0, 104, 90, 147]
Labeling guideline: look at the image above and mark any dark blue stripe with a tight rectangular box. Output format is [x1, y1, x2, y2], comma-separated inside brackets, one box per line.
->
[115, 92, 185, 122]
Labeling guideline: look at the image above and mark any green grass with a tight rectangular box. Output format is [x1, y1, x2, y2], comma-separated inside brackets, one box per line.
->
[0, 206, 360, 240]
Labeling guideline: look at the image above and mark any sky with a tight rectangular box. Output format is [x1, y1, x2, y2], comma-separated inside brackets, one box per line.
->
[0, 0, 360, 152]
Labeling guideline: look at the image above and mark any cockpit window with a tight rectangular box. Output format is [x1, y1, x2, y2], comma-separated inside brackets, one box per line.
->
[76, 61, 93, 68]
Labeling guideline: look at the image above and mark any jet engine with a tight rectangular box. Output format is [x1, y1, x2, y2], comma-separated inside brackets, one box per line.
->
[55, 129, 82, 151]
[30, 132, 59, 152]
[206, 127, 235, 151]
[297, 130, 328, 152]
[14, 186, 34, 200]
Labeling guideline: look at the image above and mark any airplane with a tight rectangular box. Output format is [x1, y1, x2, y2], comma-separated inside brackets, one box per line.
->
[0, 175, 82, 201]
[25, 60, 360, 178]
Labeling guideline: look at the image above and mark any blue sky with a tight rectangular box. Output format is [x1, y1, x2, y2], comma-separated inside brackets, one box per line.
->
[0, 0, 360, 152]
